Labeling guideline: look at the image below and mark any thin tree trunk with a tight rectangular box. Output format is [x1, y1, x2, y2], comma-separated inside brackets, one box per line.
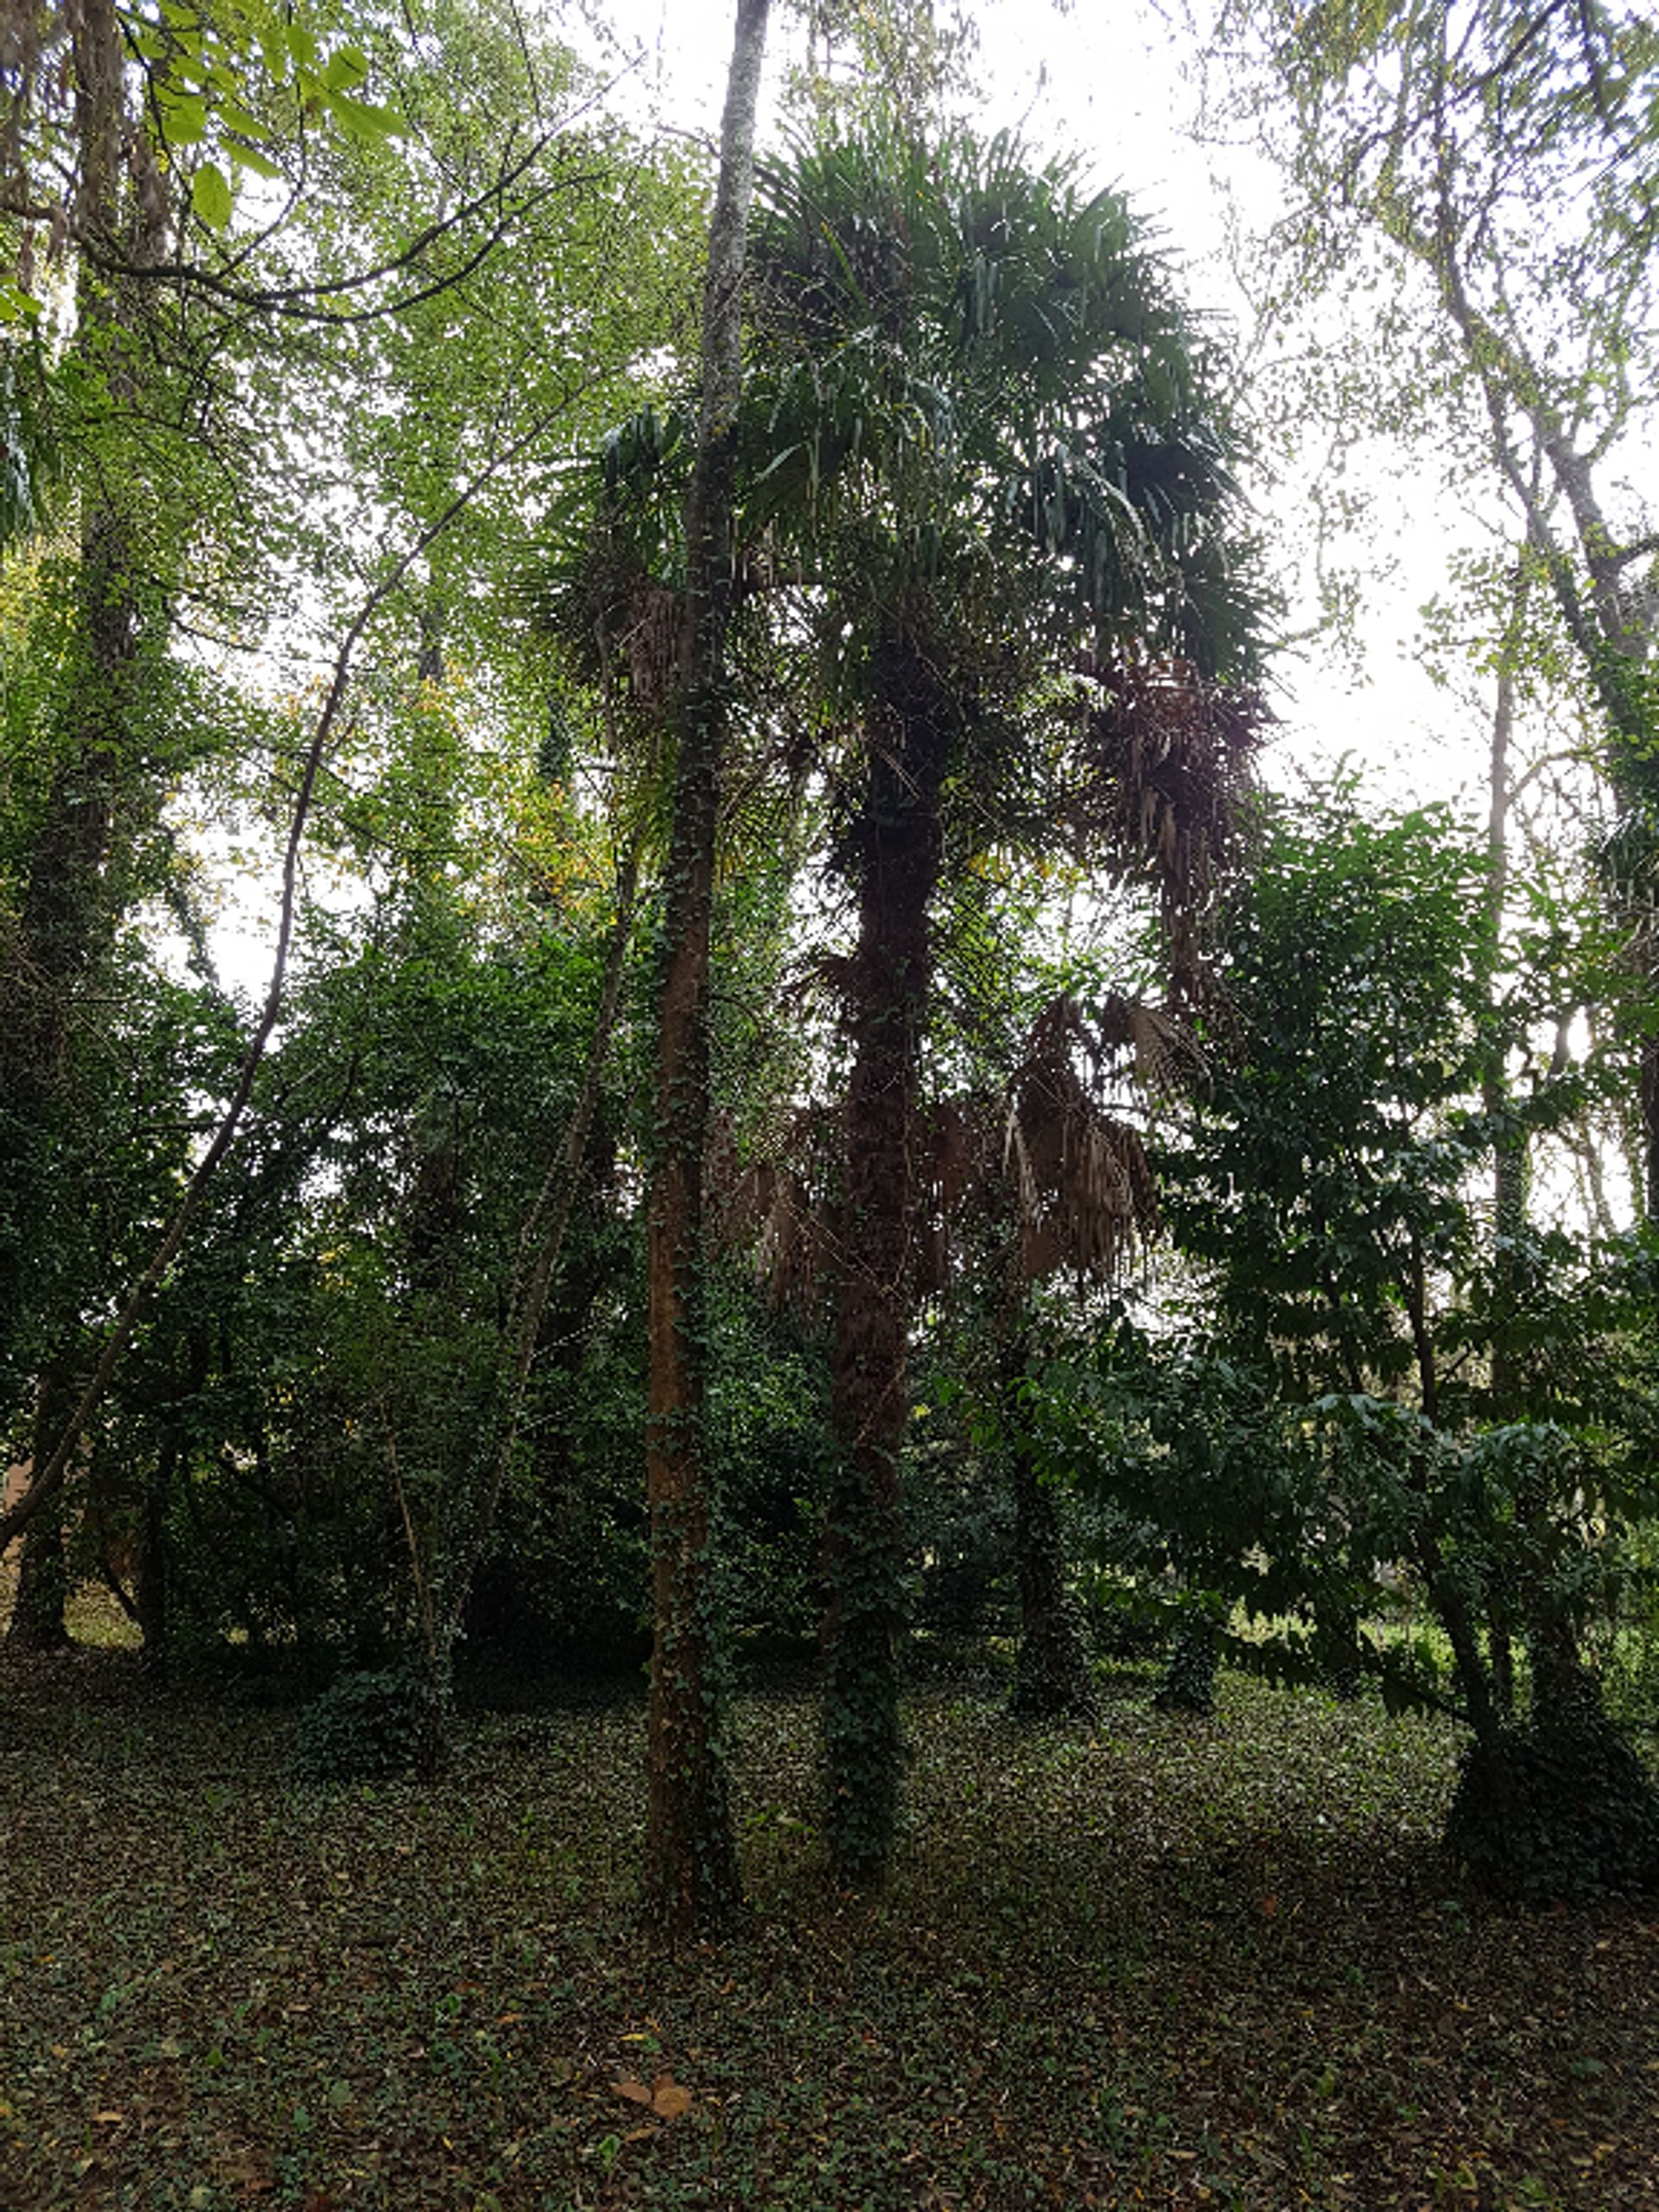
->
[1481, 556, 1532, 1370]
[644, 0, 769, 1942]
[1007, 1332, 1096, 1721]
[5, 1368, 77, 1651]
[824, 632, 954, 1887]
[1482, 563, 1527, 1706]
[136, 1452, 170, 1676]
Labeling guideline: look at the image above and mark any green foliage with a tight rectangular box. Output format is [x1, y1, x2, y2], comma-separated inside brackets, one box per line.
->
[1446, 1704, 1659, 1904]
[293, 1663, 444, 1783]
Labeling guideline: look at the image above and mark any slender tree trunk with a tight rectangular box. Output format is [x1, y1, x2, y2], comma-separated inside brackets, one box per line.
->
[1007, 1333, 1096, 1721]
[824, 632, 954, 1887]
[136, 1452, 170, 1676]
[644, 0, 769, 1941]
[5, 1368, 77, 1651]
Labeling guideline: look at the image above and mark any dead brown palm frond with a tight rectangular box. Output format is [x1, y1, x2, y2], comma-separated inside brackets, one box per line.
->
[1072, 652, 1268, 995]
[757, 1166, 830, 1319]
[1093, 990, 1209, 1098]
[709, 1104, 838, 1319]
[994, 991, 1193, 1289]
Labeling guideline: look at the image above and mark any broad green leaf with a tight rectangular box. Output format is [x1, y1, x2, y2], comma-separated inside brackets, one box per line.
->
[159, 92, 208, 145]
[321, 90, 404, 143]
[191, 162, 233, 230]
[231, 143, 283, 181]
[323, 47, 370, 92]
[0, 281, 43, 324]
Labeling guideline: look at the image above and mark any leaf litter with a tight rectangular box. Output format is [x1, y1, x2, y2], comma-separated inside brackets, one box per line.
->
[1, 1655, 1656, 2209]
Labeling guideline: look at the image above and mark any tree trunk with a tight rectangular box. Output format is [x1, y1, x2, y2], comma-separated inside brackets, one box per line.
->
[0, 0, 163, 1408]
[1011, 1447, 1097, 1720]
[644, 0, 769, 1942]
[7, 1510, 71, 1651]
[5, 1368, 79, 1651]
[1156, 1612, 1219, 1716]
[824, 632, 954, 1887]
[136, 1464, 168, 1677]
[1007, 1326, 1096, 1722]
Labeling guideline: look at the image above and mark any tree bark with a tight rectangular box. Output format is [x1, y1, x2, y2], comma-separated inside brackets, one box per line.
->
[1011, 1446, 1097, 1721]
[5, 1368, 78, 1651]
[0, 0, 159, 1390]
[824, 632, 954, 1887]
[644, 0, 769, 1942]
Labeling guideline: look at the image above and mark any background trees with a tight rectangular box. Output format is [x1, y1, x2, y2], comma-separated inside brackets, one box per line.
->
[1, 0, 1657, 1925]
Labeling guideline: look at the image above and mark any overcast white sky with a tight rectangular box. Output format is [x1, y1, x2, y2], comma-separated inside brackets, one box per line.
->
[579, 0, 1498, 820]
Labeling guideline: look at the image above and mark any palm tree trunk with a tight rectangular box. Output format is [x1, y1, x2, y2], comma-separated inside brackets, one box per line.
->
[824, 632, 954, 1886]
[644, 0, 769, 1941]
[1011, 1436, 1097, 1722]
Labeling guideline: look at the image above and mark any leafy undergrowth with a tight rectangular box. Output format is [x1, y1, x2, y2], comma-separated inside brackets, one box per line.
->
[2, 1662, 1656, 2211]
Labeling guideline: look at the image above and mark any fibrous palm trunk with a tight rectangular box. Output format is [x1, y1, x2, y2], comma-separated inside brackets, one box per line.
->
[824, 632, 954, 1887]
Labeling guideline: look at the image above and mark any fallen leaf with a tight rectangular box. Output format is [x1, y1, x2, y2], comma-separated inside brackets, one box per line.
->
[613, 2076, 655, 2107]
[651, 2074, 693, 2120]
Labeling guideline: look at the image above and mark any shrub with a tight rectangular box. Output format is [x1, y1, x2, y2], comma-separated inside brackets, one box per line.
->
[1446, 1706, 1659, 1902]
[294, 1664, 444, 1782]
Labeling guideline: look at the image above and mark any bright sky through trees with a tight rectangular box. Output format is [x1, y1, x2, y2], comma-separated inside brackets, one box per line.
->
[589, 0, 1491, 812]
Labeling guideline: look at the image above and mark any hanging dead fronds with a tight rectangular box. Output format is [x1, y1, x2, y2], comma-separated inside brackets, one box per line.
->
[995, 993, 1192, 1288]
[708, 1105, 836, 1319]
[1073, 653, 1268, 998]
[1092, 989, 1209, 1098]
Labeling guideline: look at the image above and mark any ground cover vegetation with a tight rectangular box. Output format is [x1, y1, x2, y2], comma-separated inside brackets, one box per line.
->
[3, 0, 1659, 2200]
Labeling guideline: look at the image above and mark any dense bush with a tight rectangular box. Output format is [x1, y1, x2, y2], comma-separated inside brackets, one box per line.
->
[294, 1664, 446, 1782]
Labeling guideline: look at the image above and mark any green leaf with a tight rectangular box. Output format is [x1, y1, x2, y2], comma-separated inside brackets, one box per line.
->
[321, 90, 404, 143]
[323, 46, 371, 93]
[230, 143, 284, 182]
[191, 162, 233, 231]
[159, 92, 207, 145]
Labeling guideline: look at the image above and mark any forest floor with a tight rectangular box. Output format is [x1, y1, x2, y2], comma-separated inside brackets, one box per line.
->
[1, 1654, 1656, 2212]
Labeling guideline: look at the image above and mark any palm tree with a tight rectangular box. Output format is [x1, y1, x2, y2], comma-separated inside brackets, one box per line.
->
[560, 121, 1266, 1891]
[740, 124, 1266, 1883]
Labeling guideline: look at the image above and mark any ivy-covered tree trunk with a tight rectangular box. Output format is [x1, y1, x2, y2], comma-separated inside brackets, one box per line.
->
[1011, 1455, 1097, 1720]
[1007, 1334, 1096, 1722]
[643, 0, 768, 1941]
[5, 1369, 77, 1652]
[824, 632, 953, 1887]
[1155, 1612, 1219, 1717]
[7, 1507, 71, 1652]
[0, 0, 163, 1467]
